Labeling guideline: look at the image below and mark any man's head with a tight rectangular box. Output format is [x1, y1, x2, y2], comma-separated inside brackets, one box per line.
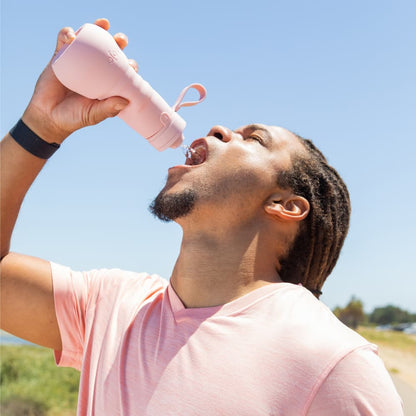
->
[150, 124, 350, 295]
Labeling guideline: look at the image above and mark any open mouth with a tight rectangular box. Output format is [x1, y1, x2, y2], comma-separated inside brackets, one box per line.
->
[185, 139, 208, 166]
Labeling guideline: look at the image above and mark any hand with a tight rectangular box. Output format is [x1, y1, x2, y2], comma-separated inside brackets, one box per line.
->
[22, 18, 138, 144]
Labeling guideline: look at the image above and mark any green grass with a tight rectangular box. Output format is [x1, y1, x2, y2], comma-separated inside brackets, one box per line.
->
[1, 345, 80, 416]
[357, 326, 416, 354]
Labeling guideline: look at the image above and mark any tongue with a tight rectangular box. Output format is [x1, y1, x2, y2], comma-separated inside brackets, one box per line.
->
[183, 146, 205, 165]
[192, 151, 205, 165]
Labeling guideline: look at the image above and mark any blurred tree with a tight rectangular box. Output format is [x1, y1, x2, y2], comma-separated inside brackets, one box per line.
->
[369, 305, 416, 325]
[333, 296, 365, 329]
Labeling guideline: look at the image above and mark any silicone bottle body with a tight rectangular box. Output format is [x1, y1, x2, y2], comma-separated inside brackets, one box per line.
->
[52, 23, 201, 151]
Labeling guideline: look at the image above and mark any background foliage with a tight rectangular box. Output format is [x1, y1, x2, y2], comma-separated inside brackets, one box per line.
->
[334, 297, 416, 329]
[1, 345, 79, 416]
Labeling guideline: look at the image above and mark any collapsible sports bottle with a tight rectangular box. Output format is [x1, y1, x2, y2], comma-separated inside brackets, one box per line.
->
[51, 23, 206, 151]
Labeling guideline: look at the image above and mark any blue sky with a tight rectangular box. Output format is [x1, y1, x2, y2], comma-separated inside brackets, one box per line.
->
[1, 0, 415, 313]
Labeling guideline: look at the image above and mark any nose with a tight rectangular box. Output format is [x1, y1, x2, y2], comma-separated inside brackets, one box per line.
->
[207, 125, 234, 143]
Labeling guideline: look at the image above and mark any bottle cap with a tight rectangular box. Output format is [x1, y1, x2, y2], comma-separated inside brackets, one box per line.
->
[147, 83, 206, 151]
[147, 111, 186, 151]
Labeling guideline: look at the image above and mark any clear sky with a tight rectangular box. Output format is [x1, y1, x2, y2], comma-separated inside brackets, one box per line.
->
[1, 0, 415, 314]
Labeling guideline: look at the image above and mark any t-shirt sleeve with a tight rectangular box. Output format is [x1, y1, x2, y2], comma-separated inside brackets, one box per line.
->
[307, 345, 404, 415]
[51, 262, 166, 371]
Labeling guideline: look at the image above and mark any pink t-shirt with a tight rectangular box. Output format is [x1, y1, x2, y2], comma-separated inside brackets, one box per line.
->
[52, 263, 403, 415]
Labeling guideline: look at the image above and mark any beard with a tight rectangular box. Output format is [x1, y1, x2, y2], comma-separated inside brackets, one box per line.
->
[149, 188, 197, 222]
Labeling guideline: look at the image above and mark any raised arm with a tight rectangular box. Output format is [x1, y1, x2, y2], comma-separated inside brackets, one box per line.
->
[0, 19, 133, 349]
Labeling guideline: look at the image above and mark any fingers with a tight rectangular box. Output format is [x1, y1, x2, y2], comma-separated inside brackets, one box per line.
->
[89, 97, 130, 125]
[128, 59, 139, 73]
[105, 97, 130, 117]
[54, 27, 75, 55]
[57, 19, 130, 54]
[113, 32, 137, 70]
[114, 32, 128, 50]
[53, 19, 138, 74]
[94, 18, 128, 50]
[96, 19, 135, 69]
[94, 18, 110, 30]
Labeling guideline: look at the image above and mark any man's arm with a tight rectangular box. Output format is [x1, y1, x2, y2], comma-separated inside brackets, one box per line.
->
[0, 19, 131, 349]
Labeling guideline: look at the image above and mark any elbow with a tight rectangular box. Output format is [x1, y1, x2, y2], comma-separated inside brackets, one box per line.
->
[1, 244, 10, 262]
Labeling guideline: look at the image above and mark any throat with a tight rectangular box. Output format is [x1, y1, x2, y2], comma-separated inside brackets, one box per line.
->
[169, 235, 280, 308]
[170, 269, 276, 309]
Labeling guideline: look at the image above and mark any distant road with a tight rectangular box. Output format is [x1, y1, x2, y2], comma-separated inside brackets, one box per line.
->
[391, 375, 416, 416]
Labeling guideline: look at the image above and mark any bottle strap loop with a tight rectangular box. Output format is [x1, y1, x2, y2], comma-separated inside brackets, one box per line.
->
[173, 83, 207, 112]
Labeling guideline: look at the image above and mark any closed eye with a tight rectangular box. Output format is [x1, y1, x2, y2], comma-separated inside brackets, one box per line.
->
[246, 135, 264, 145]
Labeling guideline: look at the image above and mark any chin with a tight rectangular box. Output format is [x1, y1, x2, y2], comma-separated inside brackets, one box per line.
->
[149, 187, 197, 223]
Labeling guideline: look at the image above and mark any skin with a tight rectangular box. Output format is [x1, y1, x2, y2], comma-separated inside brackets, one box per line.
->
[0, 19, 310, 352]
[167, 124, 310, 307]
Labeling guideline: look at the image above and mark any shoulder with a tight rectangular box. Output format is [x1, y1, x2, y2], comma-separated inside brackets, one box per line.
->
[266, 283, 367, 348]
[307, 345, 403, 415]
[262, 283, 371, 372]
[261, 285, 403, 414]
[51, 262, 167, 306]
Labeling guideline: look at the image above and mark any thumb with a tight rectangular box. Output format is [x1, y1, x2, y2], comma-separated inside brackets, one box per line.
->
[88, 97, 129, 125]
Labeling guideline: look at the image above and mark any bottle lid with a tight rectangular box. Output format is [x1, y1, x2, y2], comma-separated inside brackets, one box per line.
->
[148, 83, 206, 151]
[147, 112, 186, 151]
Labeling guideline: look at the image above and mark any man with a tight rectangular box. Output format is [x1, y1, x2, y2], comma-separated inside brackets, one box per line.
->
[1, 19, 403, 415]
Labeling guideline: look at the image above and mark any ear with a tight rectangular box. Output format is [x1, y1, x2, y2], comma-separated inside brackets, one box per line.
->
[264, 193, 310, 222]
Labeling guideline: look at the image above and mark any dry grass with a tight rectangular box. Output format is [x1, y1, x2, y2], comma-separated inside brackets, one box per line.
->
[357, 327, 416, 389]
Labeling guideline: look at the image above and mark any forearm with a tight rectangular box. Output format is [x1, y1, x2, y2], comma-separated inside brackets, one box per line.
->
[0, 132, 48, 258]
[0, 19, 132, 351]
[1, 23, 130, 259]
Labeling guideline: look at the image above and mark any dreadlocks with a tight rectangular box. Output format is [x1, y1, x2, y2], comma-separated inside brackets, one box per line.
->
[278, 135, 351, 298]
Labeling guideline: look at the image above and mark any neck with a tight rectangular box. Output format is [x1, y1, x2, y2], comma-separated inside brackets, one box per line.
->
[170, 224, 282, 308]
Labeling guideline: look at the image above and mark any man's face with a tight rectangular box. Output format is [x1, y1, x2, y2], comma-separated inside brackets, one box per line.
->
[150, 124, 304, 224]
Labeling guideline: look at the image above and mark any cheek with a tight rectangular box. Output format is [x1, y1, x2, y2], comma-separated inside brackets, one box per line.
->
[206, 162, 273, 202]
[215, 151, 275, 187]
[184, 146, 278, 203]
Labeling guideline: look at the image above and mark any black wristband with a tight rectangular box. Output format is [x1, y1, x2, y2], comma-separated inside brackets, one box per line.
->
[9, 119, 60, 159]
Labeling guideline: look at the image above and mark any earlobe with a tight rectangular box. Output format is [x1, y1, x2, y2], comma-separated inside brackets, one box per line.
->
[264, 195, 310, 222]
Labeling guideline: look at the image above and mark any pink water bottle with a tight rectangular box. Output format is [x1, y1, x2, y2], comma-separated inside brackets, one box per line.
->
[51, 23, 206, 151]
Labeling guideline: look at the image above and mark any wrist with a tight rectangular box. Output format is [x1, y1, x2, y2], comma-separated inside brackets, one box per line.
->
[22, 104, 71, 145]
[10, 119, 60, 159]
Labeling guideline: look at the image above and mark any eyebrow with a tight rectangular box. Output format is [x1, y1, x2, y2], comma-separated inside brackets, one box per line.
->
[243, 124, 273, 145]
